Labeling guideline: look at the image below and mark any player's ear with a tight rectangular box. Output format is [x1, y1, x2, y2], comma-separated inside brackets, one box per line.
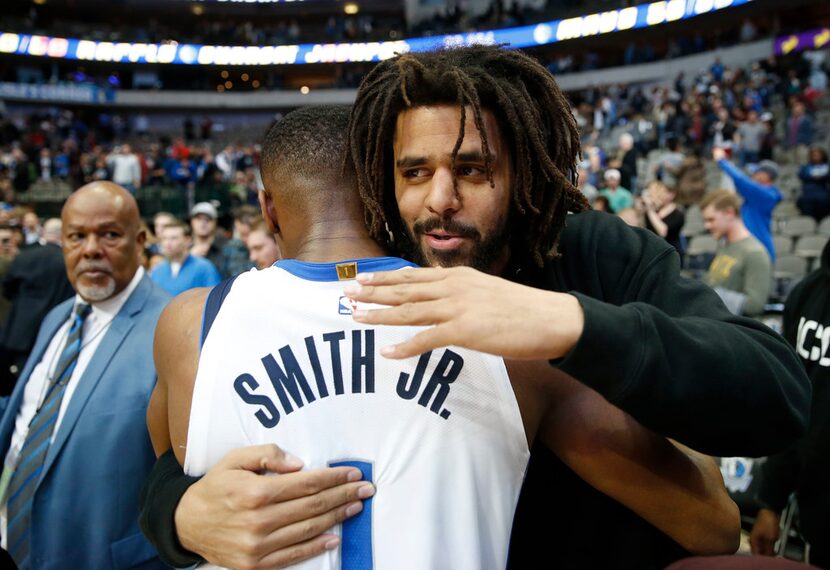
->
[258, 190, 281, 235]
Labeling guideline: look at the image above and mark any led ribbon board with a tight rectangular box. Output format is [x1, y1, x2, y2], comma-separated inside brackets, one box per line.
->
[0, 0, 753, 66]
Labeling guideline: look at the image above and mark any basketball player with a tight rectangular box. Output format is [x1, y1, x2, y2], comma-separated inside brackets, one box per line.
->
[147, 106, 738, 569]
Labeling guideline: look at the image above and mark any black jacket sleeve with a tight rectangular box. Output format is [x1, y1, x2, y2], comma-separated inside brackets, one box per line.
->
[138, 450, 203, 568]
[551, 212, 810, 457]
[756, 447, 799, 513]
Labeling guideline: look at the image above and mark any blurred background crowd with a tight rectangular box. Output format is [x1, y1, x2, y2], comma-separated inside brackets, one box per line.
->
[0, 0, 828, 565]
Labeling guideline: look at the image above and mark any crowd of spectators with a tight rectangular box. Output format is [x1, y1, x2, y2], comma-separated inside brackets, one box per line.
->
[568, 47, 828, 318]
[0, 109, 265, 212]
[9, 6, 400, 46]
[573, 48, 826, 200]
[0, 47, 826, 322]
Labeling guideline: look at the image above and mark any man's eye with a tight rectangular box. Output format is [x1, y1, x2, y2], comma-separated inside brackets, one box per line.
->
[103, 232, 120, 239]
[457, 165, 484, 177]
[403, 168, 426, 179]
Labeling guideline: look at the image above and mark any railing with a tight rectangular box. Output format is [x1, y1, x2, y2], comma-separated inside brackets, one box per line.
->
[17, 180, 235, 221]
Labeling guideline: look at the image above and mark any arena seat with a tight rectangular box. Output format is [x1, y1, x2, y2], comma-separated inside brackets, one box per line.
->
[774, 255, 808, 280]
[772, 202, 801, 226]
[686, 234, 717, 255]
[781, 216, 818, 238]
[685, 234, 718, 273]
[773, 235, 794, 256]
[794, 235, 828, 269]
[683, 216, 706, 237]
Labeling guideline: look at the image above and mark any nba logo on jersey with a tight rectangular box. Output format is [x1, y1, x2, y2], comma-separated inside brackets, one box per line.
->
[338, 296, 357, 315]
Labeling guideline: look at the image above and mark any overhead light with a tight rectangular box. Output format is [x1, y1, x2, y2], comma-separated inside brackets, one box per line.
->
[225, 81, 233, 89]
[300, 85, 310, 95]
[252, 80, 261, 88]
[344, 2, 359, 15]
[217, 85, 225, 93]
[33, 0, 48, 5]
[192, 4, 204, 15]
[241, 73, 249, 81]
[221, 70, 229, 79]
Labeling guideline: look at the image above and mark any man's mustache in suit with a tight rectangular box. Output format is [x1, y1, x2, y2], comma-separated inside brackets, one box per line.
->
[75, 260, 113, 277]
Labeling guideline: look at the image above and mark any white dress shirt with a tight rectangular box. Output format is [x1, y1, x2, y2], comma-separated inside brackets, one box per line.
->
[0, 267, 145, 545]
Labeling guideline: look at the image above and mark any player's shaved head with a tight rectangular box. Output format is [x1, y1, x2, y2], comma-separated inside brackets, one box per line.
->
[260, 105, 356, 213]
[257, 105, 384, 262]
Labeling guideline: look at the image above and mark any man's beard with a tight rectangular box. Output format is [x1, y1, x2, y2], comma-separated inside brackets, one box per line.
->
[77, 279, 116, 302]
[75, 261, 117, 302]
[401, 216, 508, 272]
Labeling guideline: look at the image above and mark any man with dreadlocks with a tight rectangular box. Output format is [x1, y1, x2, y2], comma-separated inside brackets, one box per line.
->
[140, 47, 809, 569]
[339, 45, 809, 568]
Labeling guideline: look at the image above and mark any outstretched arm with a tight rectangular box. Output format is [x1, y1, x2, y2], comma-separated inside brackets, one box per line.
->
[715, 151, 780, 206]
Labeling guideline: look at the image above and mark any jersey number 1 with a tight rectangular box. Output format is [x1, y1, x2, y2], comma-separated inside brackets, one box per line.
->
[330, 460, 373, 569]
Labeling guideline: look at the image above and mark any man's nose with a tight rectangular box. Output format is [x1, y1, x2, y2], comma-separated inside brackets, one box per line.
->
[425, 168, 461, 217]
[81, 234, 103, 257]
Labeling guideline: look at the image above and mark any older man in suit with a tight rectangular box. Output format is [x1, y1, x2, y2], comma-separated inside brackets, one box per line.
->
[0, 182, 170, 569]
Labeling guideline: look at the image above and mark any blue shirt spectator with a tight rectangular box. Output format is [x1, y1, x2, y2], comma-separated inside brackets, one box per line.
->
[150, 223, 221, 296]
[150, 254, 221, 297]
[716, 153, 782, 261]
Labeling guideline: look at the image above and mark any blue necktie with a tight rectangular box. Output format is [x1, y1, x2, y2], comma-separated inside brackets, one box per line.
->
[6, 303, 92, 568]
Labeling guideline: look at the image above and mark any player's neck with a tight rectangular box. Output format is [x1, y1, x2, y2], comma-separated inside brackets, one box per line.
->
[291, 219, 387, 263]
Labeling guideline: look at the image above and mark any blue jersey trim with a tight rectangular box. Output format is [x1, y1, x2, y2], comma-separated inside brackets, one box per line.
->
[274, 257, 418, 282]
[200, 275, 240, 351]
[331, 460, 374, 569]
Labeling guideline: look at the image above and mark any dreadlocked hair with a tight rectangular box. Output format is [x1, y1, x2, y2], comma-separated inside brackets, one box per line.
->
[346, 45, 590, 267]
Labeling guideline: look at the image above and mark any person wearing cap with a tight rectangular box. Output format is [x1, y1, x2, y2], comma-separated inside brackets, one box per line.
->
[189, 201, 228, 277]
[599, 168, 634, 213]
[713, 147, 782, 261]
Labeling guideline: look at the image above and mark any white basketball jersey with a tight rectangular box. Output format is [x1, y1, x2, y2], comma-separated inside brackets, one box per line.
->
[186, 257, 530, 570]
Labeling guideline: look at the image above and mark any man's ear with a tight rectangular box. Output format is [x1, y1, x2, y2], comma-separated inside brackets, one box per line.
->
[258, 190, 280, 235]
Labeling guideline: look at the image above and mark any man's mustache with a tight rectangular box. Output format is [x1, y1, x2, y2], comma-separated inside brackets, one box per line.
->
[413, 218, 480, 240]
[75, 261, 112, 276]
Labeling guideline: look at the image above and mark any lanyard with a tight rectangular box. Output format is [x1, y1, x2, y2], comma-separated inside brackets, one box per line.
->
[32, 310, 115, 418]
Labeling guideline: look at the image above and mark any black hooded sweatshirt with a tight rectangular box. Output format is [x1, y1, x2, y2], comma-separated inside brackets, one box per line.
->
[757, 238, 830, 552]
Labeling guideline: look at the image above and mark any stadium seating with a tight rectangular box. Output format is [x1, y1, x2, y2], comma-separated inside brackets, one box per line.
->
[773, 235, 794, 256]
[794, 235, 828, 270]
[780, 216, 818, 238]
